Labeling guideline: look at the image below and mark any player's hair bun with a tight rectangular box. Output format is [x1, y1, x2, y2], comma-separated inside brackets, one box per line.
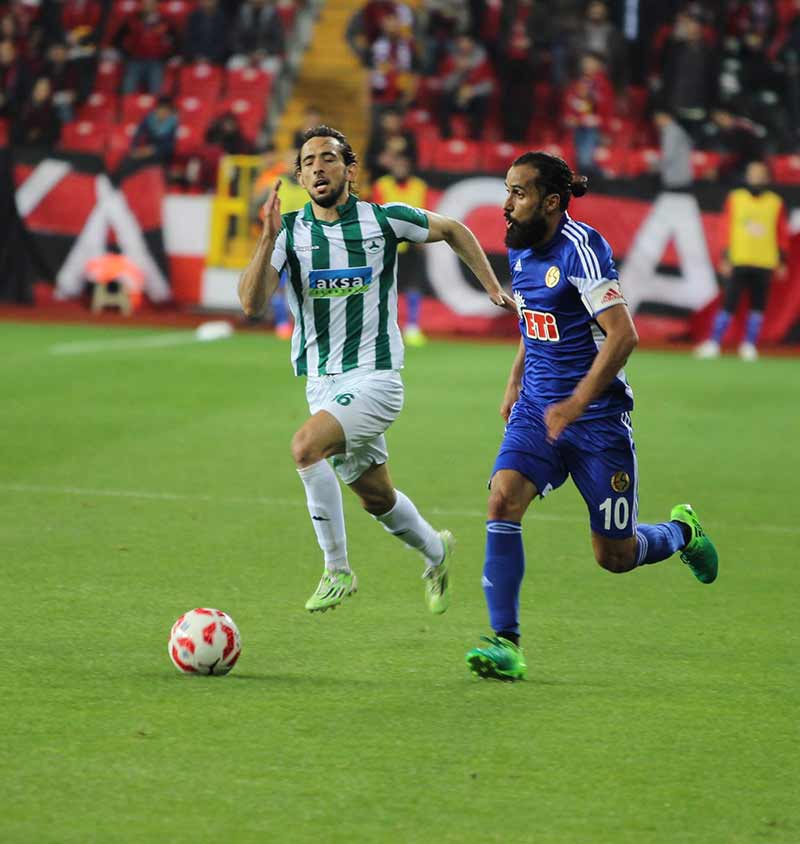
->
[570, 175, 589, 197]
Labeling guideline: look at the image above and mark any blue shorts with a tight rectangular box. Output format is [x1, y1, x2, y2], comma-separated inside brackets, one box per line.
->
[492, 401, 638, 538]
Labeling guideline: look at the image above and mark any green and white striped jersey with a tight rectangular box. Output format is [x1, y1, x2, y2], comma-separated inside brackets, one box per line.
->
[270, 194, 430, 376]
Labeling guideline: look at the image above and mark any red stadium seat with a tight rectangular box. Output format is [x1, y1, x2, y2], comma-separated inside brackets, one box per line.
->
[225, 67, 272, 100]
[174, 123, 204, 159]
[432, 138, 481, 173]
[276, 0, 297, 33]
[121, 92, 156, 124]
[691, 150, 722, 180]
[217, 97, 265, 142]
[481, 141, 526, 174]
[594, 145, 627, 178]
[179, 62, 223, 99]
[162, 0, 194, 32]
[404, 109, 432, 130]
[94, 58, 122, 93]
[177, 95, 213, 130]
[76, 91, 118, 124]
[60, 120, 108, 154]
[105, 123, 137, 171]
[769, 154, 800, 185]
[625, 146, 659, 177]
[161, 56, 183, 96]
[0, 117, 8, 146]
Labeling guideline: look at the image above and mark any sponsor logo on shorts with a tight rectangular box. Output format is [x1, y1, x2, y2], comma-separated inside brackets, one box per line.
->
[545, 265, 561, 288]
[522, 309, 560, 342]
[309, 266, 373, 298]
[611, 471, 630, 492]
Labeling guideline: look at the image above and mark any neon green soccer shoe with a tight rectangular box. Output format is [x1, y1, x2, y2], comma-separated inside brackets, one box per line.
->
[422, 530, 454, 614]
[305, 570, 358, 612]
[466, 636, 527, 681]
[671, 503, 718, 584]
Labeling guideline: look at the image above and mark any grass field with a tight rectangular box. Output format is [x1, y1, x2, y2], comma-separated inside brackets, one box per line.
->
[2, 321, 798, 844]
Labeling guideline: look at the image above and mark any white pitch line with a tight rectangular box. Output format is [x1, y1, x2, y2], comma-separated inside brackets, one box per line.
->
[49, 333, 200, 356]
[1, 482, 798, 536]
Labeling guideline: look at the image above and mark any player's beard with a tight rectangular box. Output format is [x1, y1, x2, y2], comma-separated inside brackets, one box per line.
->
[313, 178, 347, 208]
[504, 211, 549, 249]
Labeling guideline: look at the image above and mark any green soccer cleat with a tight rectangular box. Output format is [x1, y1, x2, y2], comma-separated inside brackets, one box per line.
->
[671, 503, 718, 584]
[422, 530, 454, 614]
[466, 636, 527, 681]
[305, 570, 358, 612]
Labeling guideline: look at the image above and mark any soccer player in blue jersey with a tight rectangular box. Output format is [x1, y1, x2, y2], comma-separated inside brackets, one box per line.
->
[466, 152, 719, 681]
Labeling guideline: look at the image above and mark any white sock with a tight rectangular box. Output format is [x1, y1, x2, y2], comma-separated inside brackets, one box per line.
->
[375, 489, 444, 565]
[297, 460, 349, 572]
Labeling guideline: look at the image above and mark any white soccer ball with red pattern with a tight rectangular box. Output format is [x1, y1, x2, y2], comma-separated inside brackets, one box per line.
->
[168, 608, 241, 675]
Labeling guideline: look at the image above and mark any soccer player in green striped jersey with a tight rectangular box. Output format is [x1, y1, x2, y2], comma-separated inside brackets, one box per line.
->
[240, 125, 515, 614]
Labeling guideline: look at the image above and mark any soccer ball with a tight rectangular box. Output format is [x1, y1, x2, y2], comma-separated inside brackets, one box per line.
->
[168, 608, 242, 675]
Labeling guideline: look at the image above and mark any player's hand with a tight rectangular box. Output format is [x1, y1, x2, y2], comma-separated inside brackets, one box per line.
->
[261, 179, 282, 242]
[544, 397, 585, 442]
[491, 290, 519, 314]
[500, 383, 520, 422]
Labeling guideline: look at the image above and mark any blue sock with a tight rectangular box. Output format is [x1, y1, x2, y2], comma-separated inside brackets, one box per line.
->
[745, 311, 763, 345]
[272, 292, 289, 327]
[711, 310, 732, 343]
[635, 521, 686, 566]
[406, 290, 422, 328]
[483, 521, 525, 635]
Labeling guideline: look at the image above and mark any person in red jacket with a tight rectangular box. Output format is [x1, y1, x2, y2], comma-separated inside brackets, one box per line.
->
[438, 34, 495, 140]
[116, 0, 177, 94]
[562, 51, 614, 175]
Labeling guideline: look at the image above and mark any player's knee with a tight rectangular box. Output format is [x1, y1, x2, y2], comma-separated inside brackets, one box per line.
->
[290, 428, 322, 467]
[487, 487, 524, 522]
[595, 547, 636, 574]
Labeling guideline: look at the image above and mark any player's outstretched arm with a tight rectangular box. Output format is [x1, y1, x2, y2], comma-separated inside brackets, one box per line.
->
[238, 180, 283, 318]
[424, 211, 517, 313]
[544, 303, 638, 441]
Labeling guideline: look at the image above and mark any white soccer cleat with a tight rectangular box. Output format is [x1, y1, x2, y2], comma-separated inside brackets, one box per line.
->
[738, 341, 758, 362]
[694, 339, 720, 359]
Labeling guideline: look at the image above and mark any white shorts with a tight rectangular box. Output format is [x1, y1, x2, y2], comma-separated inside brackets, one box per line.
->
[305, 369, 404, 484]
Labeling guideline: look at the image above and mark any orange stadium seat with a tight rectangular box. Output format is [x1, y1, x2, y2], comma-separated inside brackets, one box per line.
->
[433, 138, 481, 173]
[61, 120, 108, 154]
[179, 62, 223, 99]
[121, 92, 156, 124]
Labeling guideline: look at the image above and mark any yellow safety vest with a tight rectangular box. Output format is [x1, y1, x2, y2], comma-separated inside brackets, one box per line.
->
[727, 188, 784, 270]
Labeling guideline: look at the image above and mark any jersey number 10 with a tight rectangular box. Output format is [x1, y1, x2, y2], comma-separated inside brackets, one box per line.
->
[599, 497, 630, 531]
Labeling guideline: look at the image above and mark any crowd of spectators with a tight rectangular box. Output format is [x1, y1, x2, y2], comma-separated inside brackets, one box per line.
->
[356, 0, 800, 186]
[0, 0, 297, 185]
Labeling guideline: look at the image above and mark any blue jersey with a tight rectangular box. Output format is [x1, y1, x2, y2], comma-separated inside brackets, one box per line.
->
[509, 212, 633, 419]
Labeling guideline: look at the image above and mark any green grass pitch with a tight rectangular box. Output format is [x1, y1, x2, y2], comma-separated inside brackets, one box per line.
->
[1, 321, 798, 844]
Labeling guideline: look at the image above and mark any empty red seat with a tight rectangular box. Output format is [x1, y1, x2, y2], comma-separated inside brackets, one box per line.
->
[177, 94, 213, 130]
[76, 91, 118, 124]
[691, 150, 722, 180]
[121, 92, 156, 124]
[217, 97, 265, 142]
[481, 141, 526, 173]
[105, 122, 137, 170]
[594, 145, 627, 178]
[432, 138, 481, 173]
[179, 62, 223, 99]
[95, 58, 122, 93]
[769, 154, 800, 185]
[414, 126, 440, 169]
[60, 120, 108, 154]
[174, 123, 204, 159]
[225, 66, 272, 100]
[625, 147, 659, 177]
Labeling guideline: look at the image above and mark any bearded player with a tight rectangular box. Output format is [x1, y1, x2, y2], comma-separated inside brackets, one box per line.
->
[466, 152, 719, 680]
[239, 125, 515, 614]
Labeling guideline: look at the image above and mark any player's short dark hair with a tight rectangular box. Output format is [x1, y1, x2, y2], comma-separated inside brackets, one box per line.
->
[295, 125, 358, 173]
[512, 151, 589, 210]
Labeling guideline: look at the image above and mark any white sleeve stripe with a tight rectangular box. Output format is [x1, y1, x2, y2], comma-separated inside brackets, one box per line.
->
[564, 215, 602, 278]
[386, 217, 428, 241]
[564, 221, 602, 279]
[562, 227, 595, 281]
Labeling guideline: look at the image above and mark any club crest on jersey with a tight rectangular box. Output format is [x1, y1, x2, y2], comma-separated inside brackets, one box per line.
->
[309, 266, 373, 297]
[522, 309, 560, 342]
[611, 471, 630, 492]
[545, 265, 561, 288]
[365, 238, 383, 253]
